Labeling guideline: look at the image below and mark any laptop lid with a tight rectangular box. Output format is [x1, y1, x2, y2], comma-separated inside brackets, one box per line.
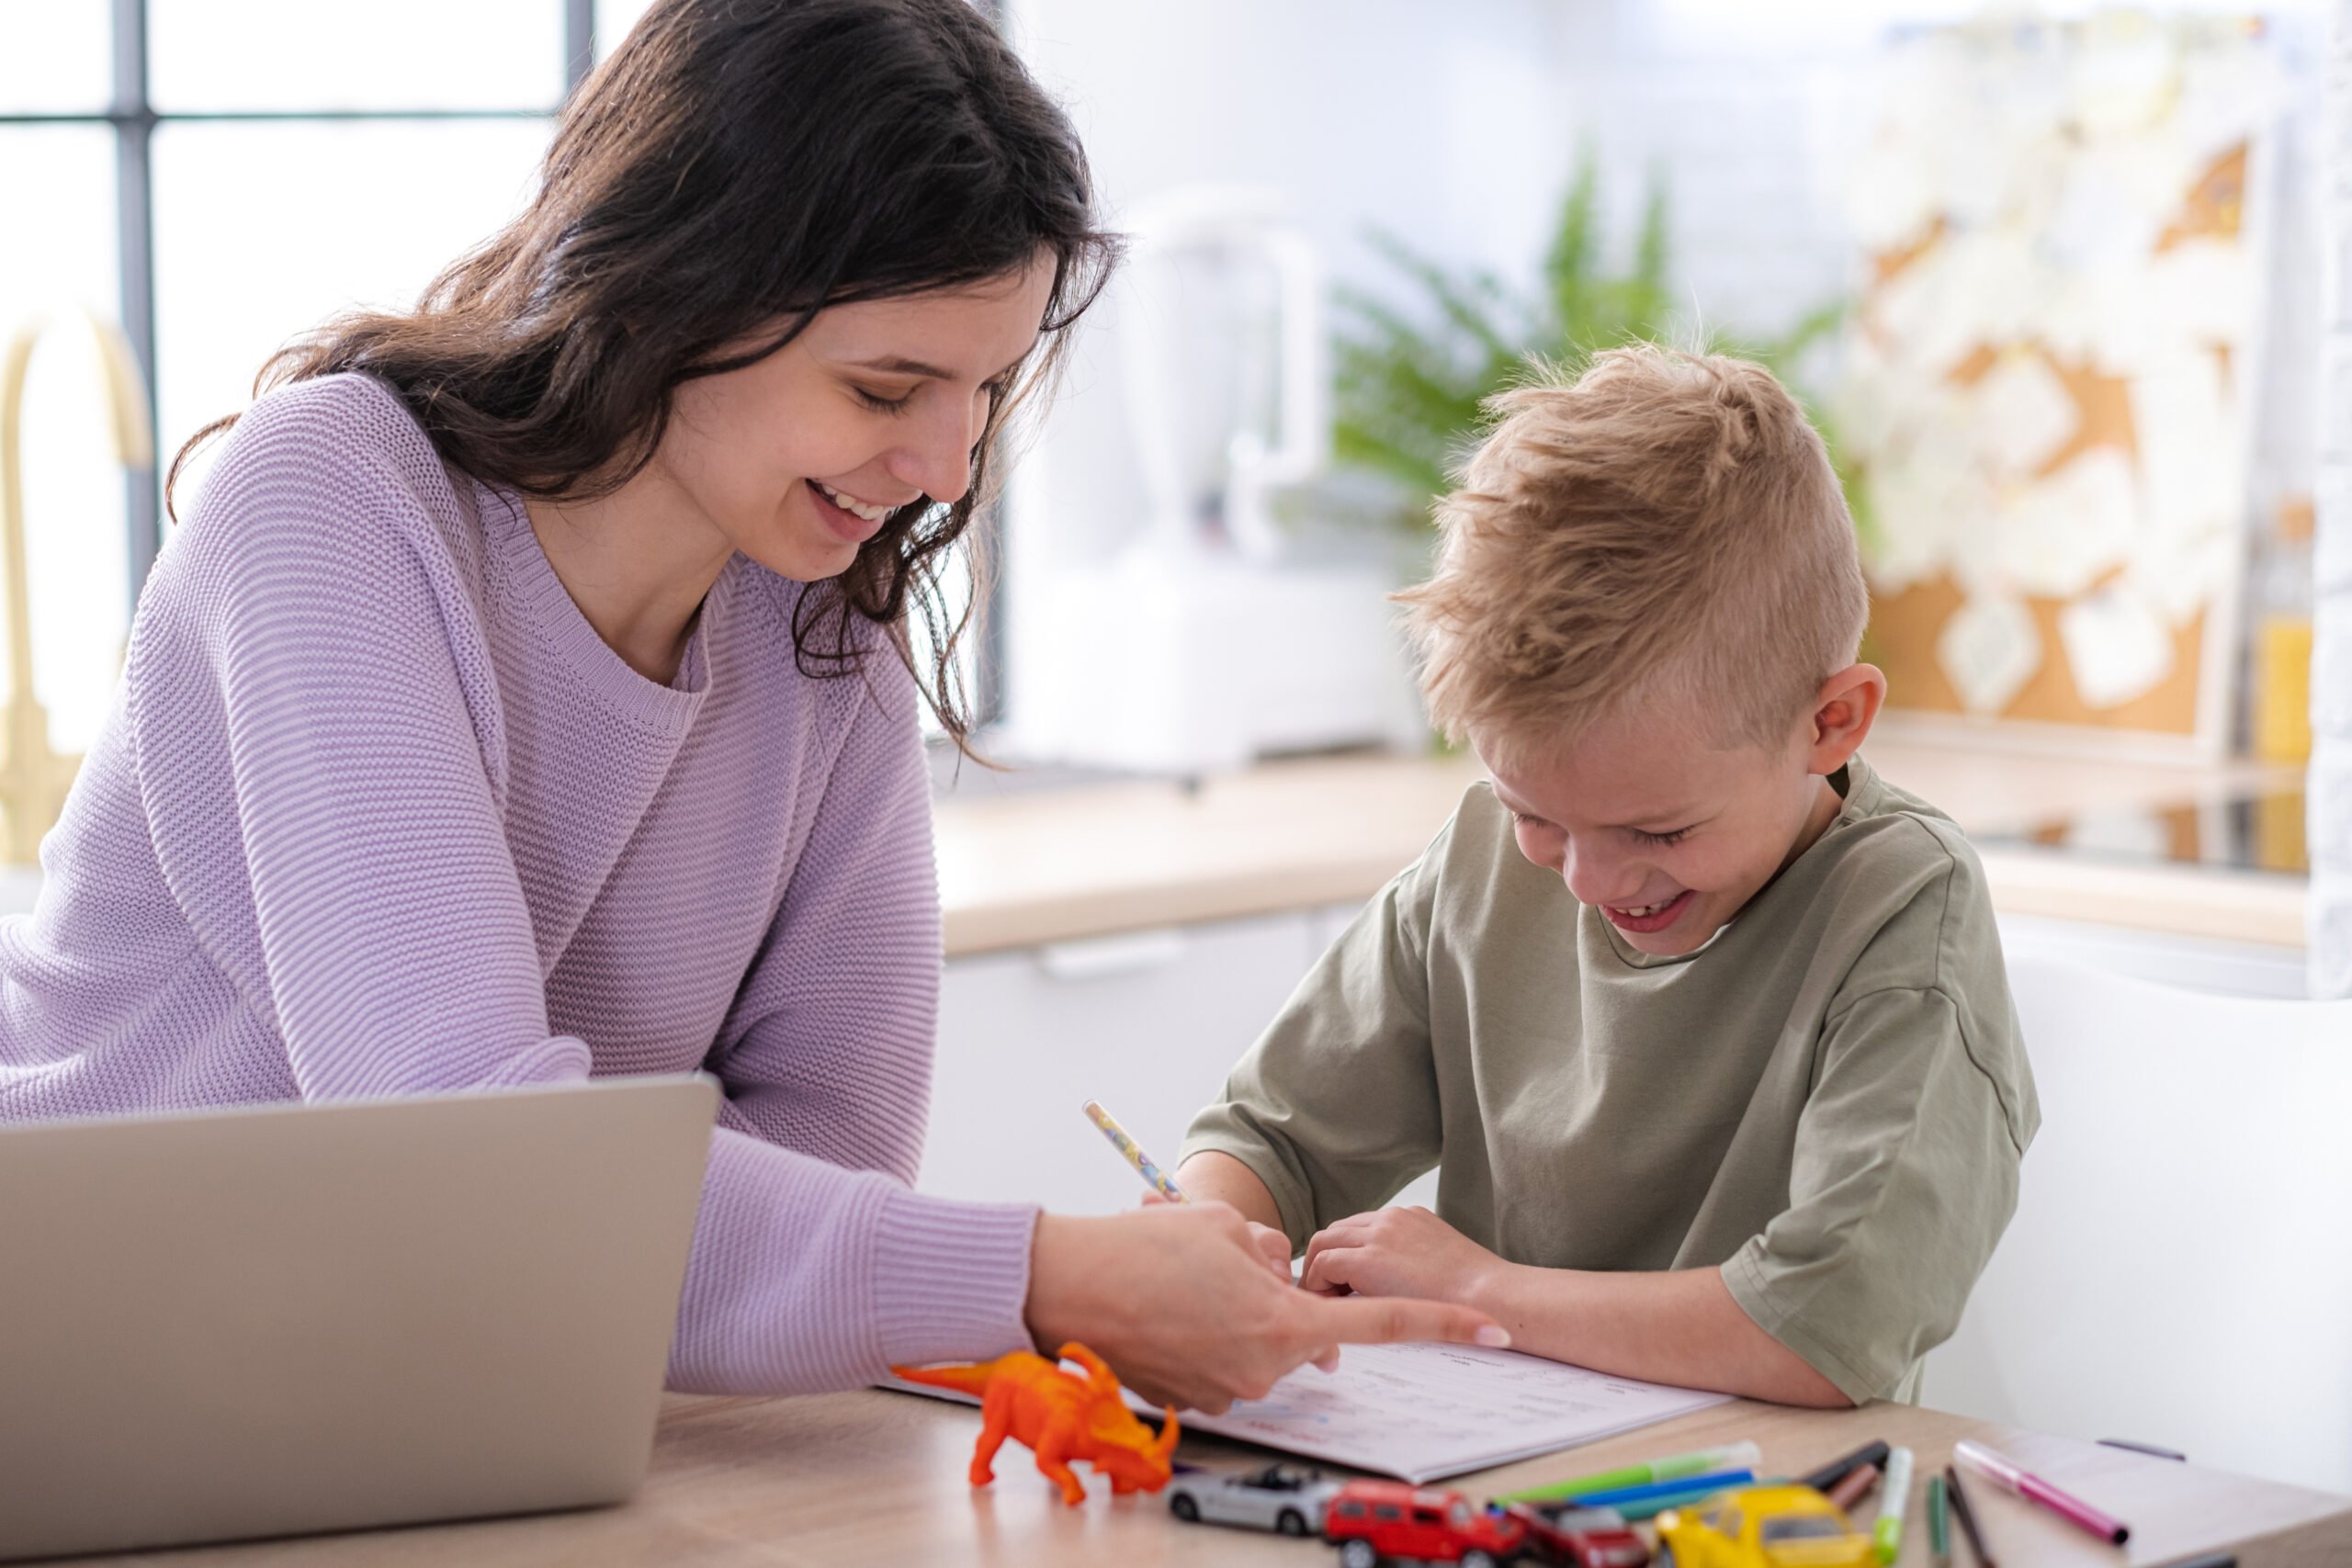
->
[0, 1075, 717, 1562]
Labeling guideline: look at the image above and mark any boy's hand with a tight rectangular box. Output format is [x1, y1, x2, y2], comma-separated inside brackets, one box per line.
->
[1301, 1205, 1507, 1306]
[1024, 1203, 1509, 1413]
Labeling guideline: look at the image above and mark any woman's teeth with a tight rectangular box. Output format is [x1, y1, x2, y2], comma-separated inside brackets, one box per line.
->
[816, 482, 894, 524]
[1616, 897, 1676, 917]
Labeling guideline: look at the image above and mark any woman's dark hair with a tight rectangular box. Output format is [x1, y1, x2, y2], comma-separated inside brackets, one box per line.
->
[167, 0, 1115, 751]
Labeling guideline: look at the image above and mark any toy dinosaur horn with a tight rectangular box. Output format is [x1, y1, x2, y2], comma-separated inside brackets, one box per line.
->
[1154, 1409, 1181, 1459]
[1058, 1342, 1120, 1397]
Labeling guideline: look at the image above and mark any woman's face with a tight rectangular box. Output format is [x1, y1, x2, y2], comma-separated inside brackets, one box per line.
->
[652, 256, 1056, 583]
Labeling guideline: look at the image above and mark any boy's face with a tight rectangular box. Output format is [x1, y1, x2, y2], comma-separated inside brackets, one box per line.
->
[1481, 696, 1856, 959]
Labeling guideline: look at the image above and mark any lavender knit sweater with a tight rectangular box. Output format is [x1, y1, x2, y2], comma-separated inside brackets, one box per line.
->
[0, 374, 1040, 1393]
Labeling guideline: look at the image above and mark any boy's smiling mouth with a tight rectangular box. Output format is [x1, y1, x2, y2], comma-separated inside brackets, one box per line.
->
[1601, 888, 1694, 935]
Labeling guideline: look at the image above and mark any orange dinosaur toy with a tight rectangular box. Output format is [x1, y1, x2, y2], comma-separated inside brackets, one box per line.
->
[892, 1342, 1179, 1507]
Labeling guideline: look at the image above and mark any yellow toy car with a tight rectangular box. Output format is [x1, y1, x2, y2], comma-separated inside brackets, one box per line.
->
[1654, 1483, 1872, 1568]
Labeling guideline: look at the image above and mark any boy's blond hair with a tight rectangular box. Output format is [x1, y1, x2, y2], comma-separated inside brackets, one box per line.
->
[1396, 345, 1867, 761]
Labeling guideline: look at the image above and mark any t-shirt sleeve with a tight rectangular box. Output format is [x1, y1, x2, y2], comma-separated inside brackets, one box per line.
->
[1179, 846, 1446, 1248]
[1721, 982, 2028, 1404]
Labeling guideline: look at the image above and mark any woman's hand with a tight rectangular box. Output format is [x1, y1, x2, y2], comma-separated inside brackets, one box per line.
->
[1142, 1188, 1291, 1280]
[1299, 1205, 1508, 1305]
[1025, 1202, 1510, 1413]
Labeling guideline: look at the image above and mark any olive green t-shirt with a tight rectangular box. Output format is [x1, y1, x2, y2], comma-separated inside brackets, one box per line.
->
[1181, 755, 2038, 1404]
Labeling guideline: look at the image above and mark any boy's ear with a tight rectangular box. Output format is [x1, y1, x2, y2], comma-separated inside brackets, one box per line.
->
[1806, 663, 1886, 775]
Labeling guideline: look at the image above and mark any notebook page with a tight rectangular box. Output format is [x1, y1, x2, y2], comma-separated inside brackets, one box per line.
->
[1173, 1341, 1728, 1483]
[883, 1340, 1726, 1485]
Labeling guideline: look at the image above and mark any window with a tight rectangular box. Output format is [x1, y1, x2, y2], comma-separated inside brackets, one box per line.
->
[1, 0, 592, 755]
[7, 0, 1007, 754]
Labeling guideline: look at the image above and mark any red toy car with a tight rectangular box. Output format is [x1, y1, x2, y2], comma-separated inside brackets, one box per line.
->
[1324, 1480, 1528, 1568]
[1501, 1502, 1652, 1568]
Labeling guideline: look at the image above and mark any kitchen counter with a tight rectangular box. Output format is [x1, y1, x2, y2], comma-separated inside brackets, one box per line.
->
[934, 721, 2308, 955]
[0, 728, 2304, 956]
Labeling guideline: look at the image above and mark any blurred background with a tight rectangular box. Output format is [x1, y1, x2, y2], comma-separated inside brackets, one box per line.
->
[6, 0, 2350, 1494]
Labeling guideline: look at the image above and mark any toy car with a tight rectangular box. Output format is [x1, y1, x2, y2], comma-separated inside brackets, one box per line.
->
[1324, 1479, 1528, 1568]
[1165, 1461, 1342, 1535]
[1654, 1483, 1872, 1568]
[1501, 1502, 1652, 1568]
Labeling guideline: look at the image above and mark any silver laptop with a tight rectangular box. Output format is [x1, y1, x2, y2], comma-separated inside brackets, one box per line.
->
[0, 1075, 717, 1562]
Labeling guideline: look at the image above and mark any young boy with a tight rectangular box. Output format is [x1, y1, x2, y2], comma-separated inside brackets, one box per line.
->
[1177, 346, 2038, 1407]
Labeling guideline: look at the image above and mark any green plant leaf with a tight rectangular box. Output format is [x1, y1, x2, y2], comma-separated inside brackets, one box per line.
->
[1329, 141, 1858, 538]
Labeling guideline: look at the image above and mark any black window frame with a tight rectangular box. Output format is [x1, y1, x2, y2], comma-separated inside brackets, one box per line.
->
[0, 0, 595, 619]
[6, 0, 1009, 728]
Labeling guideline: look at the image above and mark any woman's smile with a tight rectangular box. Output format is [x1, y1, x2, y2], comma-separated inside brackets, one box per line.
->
[805, 478, 897, 544]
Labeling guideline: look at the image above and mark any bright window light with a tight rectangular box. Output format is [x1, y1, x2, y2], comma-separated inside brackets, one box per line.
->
[149, 0, 562, 112]
[151, 118, 548, 507]
[0, 125, 128, 758]
[0, 0, 110, 114]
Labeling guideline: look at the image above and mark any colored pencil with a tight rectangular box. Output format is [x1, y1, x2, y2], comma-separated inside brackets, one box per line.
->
[1928, 1472, 1951, 1566]
[1080, 1099, 1188, 1202]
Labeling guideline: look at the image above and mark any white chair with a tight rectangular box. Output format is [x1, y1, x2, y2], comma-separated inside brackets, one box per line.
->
[1922, 952, 2352, 1494]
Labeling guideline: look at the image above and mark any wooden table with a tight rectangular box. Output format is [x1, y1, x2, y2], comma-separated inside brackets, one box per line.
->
[83, 1387, 2352, 1567]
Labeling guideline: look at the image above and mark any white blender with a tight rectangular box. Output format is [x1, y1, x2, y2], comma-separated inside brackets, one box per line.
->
[1004, 185, 1422, 774]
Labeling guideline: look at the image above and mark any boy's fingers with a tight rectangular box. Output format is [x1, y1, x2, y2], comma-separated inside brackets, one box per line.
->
[1306, 1212, 1376, 1246]
[1305, 1294, 1509, 1350]
[1298, 1239, 1363, 1294]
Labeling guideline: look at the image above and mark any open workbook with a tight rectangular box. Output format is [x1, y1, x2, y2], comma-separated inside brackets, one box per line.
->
[883, 1340, 1727, 1484]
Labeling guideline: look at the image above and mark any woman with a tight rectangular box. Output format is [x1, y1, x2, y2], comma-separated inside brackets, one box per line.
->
[0, 0, 1500, 1410]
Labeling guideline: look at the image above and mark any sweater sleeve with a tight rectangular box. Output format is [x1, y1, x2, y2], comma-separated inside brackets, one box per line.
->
[131, 389, 590, 1098]
[670, 644, 1038, 1393]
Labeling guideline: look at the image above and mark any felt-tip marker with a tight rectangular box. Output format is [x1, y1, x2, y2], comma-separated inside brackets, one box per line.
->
[1873, 1446, 1914, 1564]
[1799, 1438, 1891, 1494]
[1953, 1438, 2130, 1546]
[1944, 1464, 1996, 1568]
[1496, 1441, 1763, 1506]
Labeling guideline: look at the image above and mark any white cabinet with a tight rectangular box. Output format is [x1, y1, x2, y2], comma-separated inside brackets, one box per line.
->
[922, 911, 1330, 1213]
[920, 902, 1455, 1217]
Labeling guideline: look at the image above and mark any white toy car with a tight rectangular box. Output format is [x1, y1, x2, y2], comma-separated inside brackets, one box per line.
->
[1166, 1462, 1344, 1536]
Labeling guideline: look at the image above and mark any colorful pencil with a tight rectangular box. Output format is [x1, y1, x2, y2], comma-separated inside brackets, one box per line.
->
[1953, 1438, 2131, 1545]
[1928, 1472, 1951, 1566]
[1080, 1099, 1188, 1202]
